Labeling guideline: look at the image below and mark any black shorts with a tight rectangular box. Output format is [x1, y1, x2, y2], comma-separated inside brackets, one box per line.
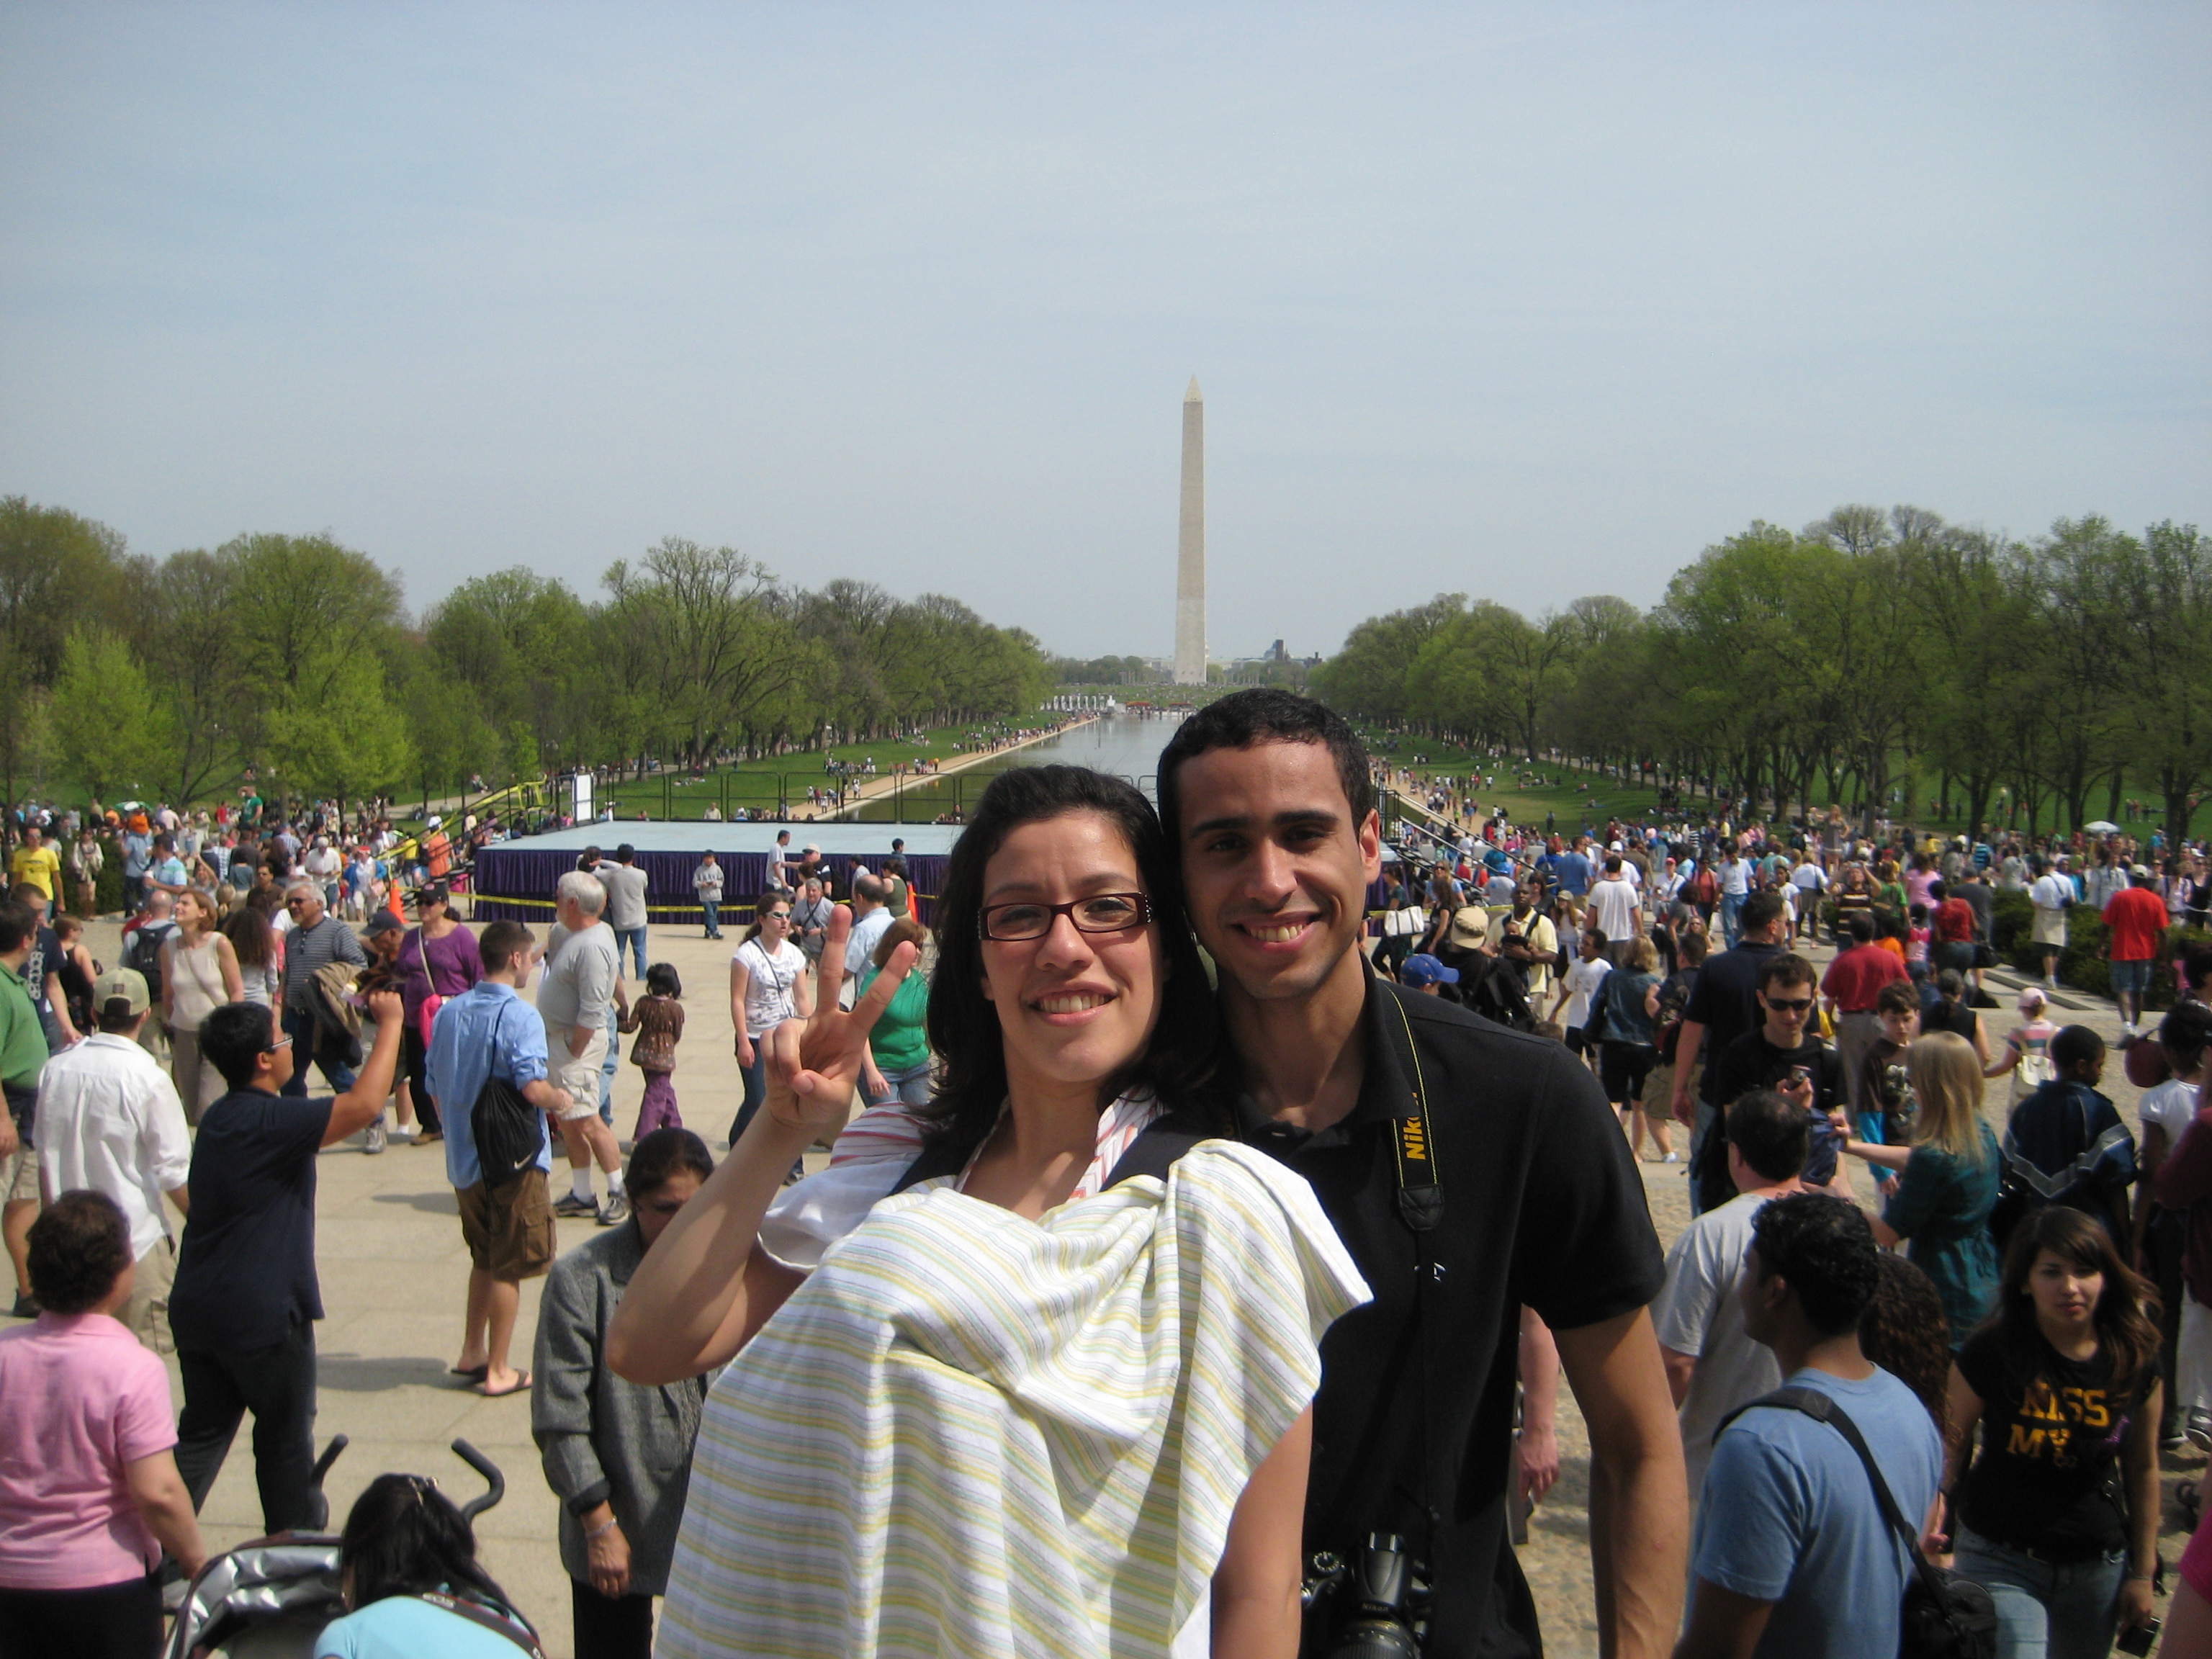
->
[1600, 1040, 1658, 1105]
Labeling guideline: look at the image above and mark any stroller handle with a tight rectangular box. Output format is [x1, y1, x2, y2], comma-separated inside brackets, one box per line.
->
[451, 1438, 505, 1523]
[309, 1434, 350, 1490]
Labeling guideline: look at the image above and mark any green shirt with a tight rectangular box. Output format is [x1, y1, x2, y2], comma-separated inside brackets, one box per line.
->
[860, 966, 931, 1073]
[0, 961, 46, 1093]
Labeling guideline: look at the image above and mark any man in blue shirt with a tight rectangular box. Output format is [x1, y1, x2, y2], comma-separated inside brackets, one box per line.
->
[1555, 837, 1594, 899]
[1678, 1194, 1943, 1659]
[427, 919, 568, 1398]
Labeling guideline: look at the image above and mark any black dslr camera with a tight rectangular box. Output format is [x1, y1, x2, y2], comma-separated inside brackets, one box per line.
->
[1303, 1532, 1429, 1658]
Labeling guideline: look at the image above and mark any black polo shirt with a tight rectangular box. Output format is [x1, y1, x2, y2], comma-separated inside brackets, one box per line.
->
[169, 1088, 333, 1353]
[1233, 971, 1664, 1656]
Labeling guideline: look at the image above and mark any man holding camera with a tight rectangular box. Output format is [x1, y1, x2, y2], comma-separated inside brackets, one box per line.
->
[1161, 692, 1685, 1658]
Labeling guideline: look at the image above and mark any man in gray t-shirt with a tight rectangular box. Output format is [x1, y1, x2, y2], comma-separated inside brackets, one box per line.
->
[595, 845, 650, 981]
[539, 873, 629, 1226]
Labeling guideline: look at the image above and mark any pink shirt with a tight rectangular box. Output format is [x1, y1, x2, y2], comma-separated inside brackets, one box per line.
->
[0, 1313, 174, 1588]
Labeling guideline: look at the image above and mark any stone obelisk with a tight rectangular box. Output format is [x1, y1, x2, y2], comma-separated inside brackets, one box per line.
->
[1173, 377, 1206, 685]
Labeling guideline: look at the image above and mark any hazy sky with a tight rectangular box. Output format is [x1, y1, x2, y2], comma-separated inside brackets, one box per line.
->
[4, 4, 2206, 660]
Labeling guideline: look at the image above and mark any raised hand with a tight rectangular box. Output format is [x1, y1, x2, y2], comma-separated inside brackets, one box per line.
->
[760, 904, 919, 1134]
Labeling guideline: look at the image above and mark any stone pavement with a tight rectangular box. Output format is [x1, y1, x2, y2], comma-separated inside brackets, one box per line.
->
[6, 912, 2193, 1655]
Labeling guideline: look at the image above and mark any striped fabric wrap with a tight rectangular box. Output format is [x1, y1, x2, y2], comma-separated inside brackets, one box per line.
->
[657, 1139, 1370, 1658]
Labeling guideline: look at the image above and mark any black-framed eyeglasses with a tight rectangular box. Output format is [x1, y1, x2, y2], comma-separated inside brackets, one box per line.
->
[981, 892, 1151, 942]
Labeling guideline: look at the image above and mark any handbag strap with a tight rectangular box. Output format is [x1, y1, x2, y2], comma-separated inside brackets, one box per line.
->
[413, 1591, 547, 1657]
[1717, 1385, 1949, 1604]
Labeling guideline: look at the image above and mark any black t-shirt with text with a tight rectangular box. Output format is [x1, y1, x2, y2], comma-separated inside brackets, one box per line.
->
[169, 1088, 334, 1352]
[1232, 974, 1665, 1657]
[1956, 1326, 2149, 1560]
[1699, 1030, 1848, 1205]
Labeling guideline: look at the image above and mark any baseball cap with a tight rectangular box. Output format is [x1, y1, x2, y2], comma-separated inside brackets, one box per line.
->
[94, 966, 150, 1017]
[2130, 863, 2153, 879]
[364, 911, 405, 937]
[1400, 954, 1460, 987]
[2017, 986, 2048, 1012]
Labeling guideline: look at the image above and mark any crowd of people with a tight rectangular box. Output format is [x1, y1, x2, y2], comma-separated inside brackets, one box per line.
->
[0, 691, 2208, 1658]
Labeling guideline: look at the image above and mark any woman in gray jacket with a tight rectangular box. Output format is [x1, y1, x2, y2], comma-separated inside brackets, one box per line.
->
[533, 1128, 716, 1658]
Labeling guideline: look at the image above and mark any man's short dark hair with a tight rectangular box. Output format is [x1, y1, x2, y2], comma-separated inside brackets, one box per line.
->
[202, 1000, 280, 1090]
[27, 1190, 134, 1316]
[2051, 1024, 2105, 1073]
[1750, 1193, 1879, 1336]
[616, 844, 636, 863]
[1929, 880, 1948, 901]
[1875, 979, 1919, 1017]
[1740, 889, 1785, 936]
[0, 899, 35, 955]
[1156, 688, 1375, 840]
[96, 1001, 144, 1035]
[1677, 929, 1709, 965]
[1728, 1089, 1809, 1183]
[1845, 912, 1876, 945]
[1756, 952, 1816, 992]
[478, 922, 530, 974]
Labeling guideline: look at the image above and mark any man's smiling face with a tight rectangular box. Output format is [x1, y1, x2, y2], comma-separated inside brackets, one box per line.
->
[1174, 739, 1382, 1004]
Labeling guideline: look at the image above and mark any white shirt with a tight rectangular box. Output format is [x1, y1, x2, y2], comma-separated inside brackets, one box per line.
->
[1790, 861, 1826, 892]
[2030, 873, 2073, 914]
[734, 937, 806, 1038]
[30, 1034, 191, 1257]
[845, 905, 895, 981]
[2140, 1076, 2203, 1145]
[1588, 877, 1641, 943]
[1653, 1189, 1786, 1514]
[1561, 956, 1611, 1030]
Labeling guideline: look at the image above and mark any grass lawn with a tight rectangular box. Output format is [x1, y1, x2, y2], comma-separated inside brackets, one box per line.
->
[1357, 729, 1671, 835]
[592, 714, 1063, 821]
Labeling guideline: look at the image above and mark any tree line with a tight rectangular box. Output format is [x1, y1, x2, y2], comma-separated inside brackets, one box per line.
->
[1309, 505, 2212, 849]
[0, 496, 1056, 811]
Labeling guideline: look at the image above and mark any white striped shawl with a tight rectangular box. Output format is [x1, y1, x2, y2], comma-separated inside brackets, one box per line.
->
[657, 1139, 1369, 1658]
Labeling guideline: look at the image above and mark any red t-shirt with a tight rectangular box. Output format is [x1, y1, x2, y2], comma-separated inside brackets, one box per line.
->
[2103, 886, 2168, 963]
[1821, 944, 1908, 1012]
[1934, 897, 1977, 944]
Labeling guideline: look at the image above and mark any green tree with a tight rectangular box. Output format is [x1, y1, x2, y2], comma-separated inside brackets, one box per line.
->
[50, 625, 170, 802]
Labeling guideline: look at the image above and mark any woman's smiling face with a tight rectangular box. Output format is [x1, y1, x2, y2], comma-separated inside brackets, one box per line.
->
[979, 810, 1164, 1104]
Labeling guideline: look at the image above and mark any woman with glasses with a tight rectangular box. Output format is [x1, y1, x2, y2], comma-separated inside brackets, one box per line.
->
[611, 765, 1365, 1659]
[727, 892, 809, 1148]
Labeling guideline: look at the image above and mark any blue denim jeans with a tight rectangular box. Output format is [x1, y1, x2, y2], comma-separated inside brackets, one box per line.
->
[866, 1061, 934, 1109]
[612, 925, 647, 979]
[599, 1004, 619, 1125]
[1718, 892, 1745, 948]
[1951, 1528, 2126, 1659]
[701, 899, 721, 938]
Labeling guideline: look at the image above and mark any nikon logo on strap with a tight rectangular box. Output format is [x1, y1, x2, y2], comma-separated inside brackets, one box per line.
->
[1398, 1115, 1429, 1164]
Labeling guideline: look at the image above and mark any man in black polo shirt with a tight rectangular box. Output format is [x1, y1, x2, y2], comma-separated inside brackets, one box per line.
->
[168, 993, 400, 1533]
[1667, 889, 1787, 1218]
[1159, 691, 1683, 1658]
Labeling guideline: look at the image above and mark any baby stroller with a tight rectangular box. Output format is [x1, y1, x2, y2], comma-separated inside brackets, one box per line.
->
[165, 1436, 543, 1658]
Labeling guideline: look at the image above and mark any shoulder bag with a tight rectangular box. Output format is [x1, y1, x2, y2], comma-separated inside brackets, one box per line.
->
[471, 1001, 546, 1190]
[416, 929, 446, 1048]
[1716, 1386, 1996, 1659]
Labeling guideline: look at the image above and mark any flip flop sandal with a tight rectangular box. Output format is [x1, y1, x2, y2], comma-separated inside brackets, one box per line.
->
[478, 1371, 531, 1398]
[449, 1364, 489, 1382]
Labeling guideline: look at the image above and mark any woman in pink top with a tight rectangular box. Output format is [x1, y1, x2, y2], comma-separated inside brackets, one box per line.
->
[0, 1192, 205, 1657]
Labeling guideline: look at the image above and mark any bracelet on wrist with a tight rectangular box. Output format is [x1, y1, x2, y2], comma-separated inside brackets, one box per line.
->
[585, 1517, 619, 1540]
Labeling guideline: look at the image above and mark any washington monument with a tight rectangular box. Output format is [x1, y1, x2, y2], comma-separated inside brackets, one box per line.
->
[1173, 376, 1206, 685]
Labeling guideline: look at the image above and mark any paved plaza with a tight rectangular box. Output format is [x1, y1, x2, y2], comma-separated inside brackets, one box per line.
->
[4, 911, 2195, 1655]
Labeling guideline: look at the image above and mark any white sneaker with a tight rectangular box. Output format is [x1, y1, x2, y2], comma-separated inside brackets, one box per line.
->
[1663, 1151, 1679, 1163]
[363, 1117, 387, 1155]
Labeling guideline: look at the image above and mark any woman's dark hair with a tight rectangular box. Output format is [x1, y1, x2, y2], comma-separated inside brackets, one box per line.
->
[626, 1127, 714, 1197]
[1859, 1253, 1952, 1442]
[202, 999, 281, 1089]
[339, 1474, 514, 1614]
[646, 961, 682, 999]
[1988, 1205, 2161, 1390]
[920, 765, 1220, 1161]
[2158, 1001, 2212, 1072]
[739, 890, 790, 946]
[1936, 968, 1966, 1000]
[222, 902, 275, 968]
[27, 1190, 132, 1315]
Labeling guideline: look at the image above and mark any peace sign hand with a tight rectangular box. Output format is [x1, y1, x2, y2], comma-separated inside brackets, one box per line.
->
[761, 904, 920, 1134]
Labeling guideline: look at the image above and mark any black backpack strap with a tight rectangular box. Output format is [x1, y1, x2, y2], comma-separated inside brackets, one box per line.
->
[1716, 1386, 1950, 1606]
[889, 1131, 970, 1195]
